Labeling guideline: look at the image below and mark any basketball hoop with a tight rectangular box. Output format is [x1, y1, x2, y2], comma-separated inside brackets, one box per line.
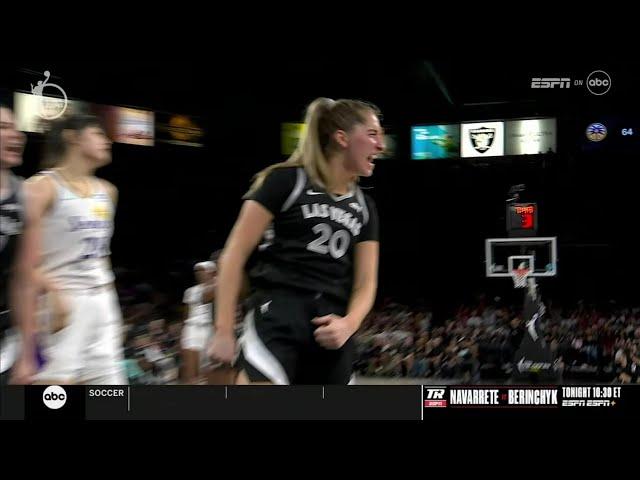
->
[511, 267, 531, 288]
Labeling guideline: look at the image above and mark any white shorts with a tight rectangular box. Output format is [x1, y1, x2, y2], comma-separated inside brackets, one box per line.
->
[0, 328, 19, 374]
[181, 322, 213, 364]
[34, 287, 127, 385]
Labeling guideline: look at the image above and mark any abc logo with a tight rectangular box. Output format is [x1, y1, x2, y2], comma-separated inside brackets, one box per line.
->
[586, 70, 611, 96]
[42, 385, 67, 410]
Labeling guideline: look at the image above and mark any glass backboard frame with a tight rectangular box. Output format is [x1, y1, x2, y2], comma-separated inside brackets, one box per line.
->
[485, 237, 557, 278]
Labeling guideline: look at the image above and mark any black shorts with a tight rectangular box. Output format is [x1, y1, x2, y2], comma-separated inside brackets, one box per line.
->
[238, 289, 355, 385]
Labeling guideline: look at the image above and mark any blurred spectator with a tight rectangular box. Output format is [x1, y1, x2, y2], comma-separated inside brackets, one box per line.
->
[114, 269, 639, 384]
[353, 297, 639, 383]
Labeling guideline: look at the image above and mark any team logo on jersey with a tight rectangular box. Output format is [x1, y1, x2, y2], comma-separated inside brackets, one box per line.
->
[301, 203, 362, 236]
[469, 127, 496, 153]
[349, 202, 363, 213]
[260, 301, 272, 314]
[91, 201, 111, 220]
[68, 215, 111, 231]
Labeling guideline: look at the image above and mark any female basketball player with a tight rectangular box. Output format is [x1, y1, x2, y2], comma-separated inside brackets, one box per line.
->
[25, 114, 127, 384]
[209, 98, 383, 384]
[180, 261, 216, 383]
[0, 103, 39, 385]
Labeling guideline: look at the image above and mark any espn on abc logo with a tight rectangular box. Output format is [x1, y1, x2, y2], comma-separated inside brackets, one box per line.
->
[586, 70, 611, 96]
[42, 385, 67, 410]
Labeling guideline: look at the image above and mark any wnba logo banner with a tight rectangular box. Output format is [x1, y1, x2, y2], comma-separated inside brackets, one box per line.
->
[25, 385, 85, 420]
[30, 71, 68, 120]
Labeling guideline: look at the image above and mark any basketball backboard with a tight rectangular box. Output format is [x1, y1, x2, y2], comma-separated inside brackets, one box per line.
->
[485, 237, 557, 278]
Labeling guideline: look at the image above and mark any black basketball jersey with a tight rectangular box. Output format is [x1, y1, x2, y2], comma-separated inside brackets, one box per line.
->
[245, 166, 378, 304]
[0, 172, 25, 326]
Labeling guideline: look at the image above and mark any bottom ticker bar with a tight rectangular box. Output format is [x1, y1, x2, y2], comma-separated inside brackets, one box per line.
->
[1, 384, 638, 421]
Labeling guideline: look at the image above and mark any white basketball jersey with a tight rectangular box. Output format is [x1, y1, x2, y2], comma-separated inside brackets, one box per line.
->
[184, 285, 212, 325]
[39, 171, 115, 290]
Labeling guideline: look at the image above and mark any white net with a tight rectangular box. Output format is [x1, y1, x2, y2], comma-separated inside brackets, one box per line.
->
[512, 268, 531, 288]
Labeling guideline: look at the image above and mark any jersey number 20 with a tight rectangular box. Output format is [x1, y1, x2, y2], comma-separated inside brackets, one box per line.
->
[306, 223, 350, 259]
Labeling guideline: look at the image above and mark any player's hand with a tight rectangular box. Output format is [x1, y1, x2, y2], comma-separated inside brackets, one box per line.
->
[10, 353, 36, 384]
[208, 332, 236, 365]
[312, 314, 355, 350]
[49, 289, 70, 333]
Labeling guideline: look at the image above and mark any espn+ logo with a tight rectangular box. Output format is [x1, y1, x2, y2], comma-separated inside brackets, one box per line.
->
[531, 70, 611, 95]
[42, 385, 67, 410]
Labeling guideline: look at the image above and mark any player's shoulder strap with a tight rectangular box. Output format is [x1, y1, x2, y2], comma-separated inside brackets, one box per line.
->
[354, 186, 370, 225]
[184, 285, 199, 304]
[37, 169, 60, 182]
[7, 172, 25, 222]
[92, 177, 116, 204]
[280, 167, 307, 213]
[7, 171, 23, 198]
[32, 169, 63, 196]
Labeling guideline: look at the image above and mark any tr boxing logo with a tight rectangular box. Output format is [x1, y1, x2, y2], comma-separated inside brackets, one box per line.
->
[424, 387, 448, 408]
